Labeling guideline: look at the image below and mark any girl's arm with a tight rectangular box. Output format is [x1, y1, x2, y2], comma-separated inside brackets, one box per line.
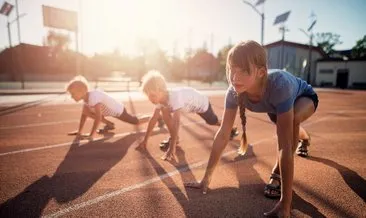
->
[141, 108, 161, 144]
[68, 105, 88, 135]
[89, 103, 102, 138]
[161, 108, 180, 160]
[186, 107, 237, 193]
[275, 108, 294, 213]
[77, 105, 89, 134]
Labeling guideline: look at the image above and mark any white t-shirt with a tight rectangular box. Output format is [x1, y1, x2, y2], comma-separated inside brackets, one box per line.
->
[156, 87, 209, 113]
[85, 90, 124, 117]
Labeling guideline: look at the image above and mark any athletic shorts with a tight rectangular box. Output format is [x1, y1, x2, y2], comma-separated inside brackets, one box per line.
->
[267, 93, 319, 123]
[198, 103, 219, 125]
[117, 109, 139, 125]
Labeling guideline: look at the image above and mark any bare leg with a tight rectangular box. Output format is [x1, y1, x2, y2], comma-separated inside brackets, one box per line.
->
[266, 97, 315, 195]
[82, 105, 114, 126]
[299, 126, 310, 140]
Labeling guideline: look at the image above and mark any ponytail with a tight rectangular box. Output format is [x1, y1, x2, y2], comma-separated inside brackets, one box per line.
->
[237, 93, 248, 155]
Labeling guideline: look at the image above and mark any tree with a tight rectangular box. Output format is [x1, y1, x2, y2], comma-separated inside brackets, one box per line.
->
[315, 32, 342, 55]
[187, 48, 218, 83]
[351, 35, 366, 58]
[169, 56, 185, 81]
[44, 30, 71, 54]
[217, 44, 233, 81]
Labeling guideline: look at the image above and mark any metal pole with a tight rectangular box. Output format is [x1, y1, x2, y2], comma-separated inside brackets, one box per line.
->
[210, 32, 214, 85]
[281, 26, 285, 69]
[14, 0, 24, 89]
[307, 34, 313, 84]
[241, 0, 265, 45]
[261, 13, 264, 45]
[78, 0, 82, 76]
[75, 29, 79, 75]
[15, 0, 21, 44]
[7, 21, 12, 47]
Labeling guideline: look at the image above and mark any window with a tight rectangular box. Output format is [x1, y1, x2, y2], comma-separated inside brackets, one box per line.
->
[319, 69, 333, 74]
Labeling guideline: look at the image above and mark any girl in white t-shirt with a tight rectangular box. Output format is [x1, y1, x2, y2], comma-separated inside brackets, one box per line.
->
[66, 76, 156, 140]
[137, 70, 239, 161]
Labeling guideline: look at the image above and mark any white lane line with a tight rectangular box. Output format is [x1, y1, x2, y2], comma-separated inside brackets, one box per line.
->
[0, 130, 141, 157]
[42, 140, 267, 218]
[42, 159, 208, 218]
[42, 113, 336, 218]
[0, 120, 78, 130]
[0, 121, 207, 157]
[1, 108, 343, 157]
[0, 112, 154, 130]
[1, 109, 350, 157]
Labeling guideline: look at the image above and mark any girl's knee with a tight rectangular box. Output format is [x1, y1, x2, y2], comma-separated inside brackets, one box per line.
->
[294, 99, 315, 124]
[293, 115, 302, 126]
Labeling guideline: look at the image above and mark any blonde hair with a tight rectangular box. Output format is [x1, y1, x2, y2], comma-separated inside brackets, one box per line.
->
[225, 40, 267, 84]
[225, 40, 267, 155]
[65, 75, 89, 93]
[140, 70, 168, 95]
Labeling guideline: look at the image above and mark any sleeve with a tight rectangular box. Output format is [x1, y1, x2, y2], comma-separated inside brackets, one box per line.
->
[269, 74, 296, 114]
[225, 86, 238, 109]
[88, 92, 99, 107]
[170, 92, 184, 111]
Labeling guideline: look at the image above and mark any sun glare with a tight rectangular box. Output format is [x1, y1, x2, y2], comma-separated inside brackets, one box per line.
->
[82, 0, 174, 56]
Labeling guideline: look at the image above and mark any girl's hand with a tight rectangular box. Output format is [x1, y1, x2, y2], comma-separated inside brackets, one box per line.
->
[136, 140, 147, 150]
[161, 150, 176, 161]
[184, 178, 210, 194]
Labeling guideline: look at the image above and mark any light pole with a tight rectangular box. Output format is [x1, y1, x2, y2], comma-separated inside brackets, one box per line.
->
[274, 11, 291, 69]
[241, 0, 265, 45]
[6, 13, 26, 47]
[299, 17, 316, 84]
[15, 0, 21, 44]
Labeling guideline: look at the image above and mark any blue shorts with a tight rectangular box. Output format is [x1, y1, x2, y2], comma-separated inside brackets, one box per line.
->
[117, 109, 139, 124]
[198, 103, 219, 125]
[267, 93, 319, 123]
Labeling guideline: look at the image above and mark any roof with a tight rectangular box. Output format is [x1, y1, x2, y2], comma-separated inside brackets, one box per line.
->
[0, 43, 86, 59]
[264, 40, 327, 57]
[317, 57, 366, 62]
[329, 49, 352, 59]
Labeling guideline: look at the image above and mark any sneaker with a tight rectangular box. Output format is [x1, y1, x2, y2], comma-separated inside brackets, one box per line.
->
[296, 139, 310, 157]
[97, 124, 115, 133]
[159, 137, 179, 150]
[230, 127, 239, 140]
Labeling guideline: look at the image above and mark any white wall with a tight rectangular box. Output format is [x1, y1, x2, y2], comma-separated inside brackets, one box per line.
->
[295, 48, 323, 83]
[266, 45, 324, 83]
[316, 61, 366, 88]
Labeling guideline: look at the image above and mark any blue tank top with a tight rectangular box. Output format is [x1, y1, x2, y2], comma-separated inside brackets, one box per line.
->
[225, 69, 316, 114]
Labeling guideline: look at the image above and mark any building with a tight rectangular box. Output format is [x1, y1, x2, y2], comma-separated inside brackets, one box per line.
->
[265, 40, 327, 84]
[316, 57, 366, 89]
[0, 43, 86, 81]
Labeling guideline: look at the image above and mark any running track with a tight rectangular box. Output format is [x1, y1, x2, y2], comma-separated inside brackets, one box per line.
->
[0, 89, 365, 217]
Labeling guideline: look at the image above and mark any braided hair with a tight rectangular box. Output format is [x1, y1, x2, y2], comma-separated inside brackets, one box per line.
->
[226, 40, 267, 155]
[237, 93, 248, 155]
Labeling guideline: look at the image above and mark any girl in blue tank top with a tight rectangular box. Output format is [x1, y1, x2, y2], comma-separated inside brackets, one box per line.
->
[185, 40, 318, 218]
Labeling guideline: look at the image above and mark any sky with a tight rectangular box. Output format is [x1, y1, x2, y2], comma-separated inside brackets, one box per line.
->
[0, 0, 365, 57]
